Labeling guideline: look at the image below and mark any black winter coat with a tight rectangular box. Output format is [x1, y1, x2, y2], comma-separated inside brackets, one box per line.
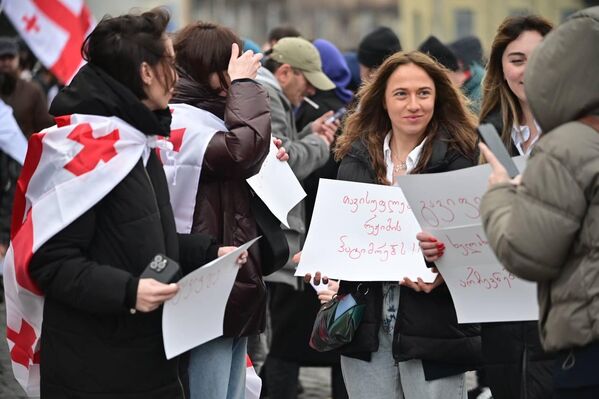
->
[336, 136, 482, 381]
[0, 151, 20, 245]
[480, 109, 555, 399]
[29, 64, 219, 399]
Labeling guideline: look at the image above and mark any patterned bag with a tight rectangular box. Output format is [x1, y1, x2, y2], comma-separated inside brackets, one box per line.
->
[309, 290, 366, 352]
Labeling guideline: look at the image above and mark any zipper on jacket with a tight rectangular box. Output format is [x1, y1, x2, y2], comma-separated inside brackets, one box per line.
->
[177, 357, 187, 399]
[520, 345, 528, 399]
[142, 163, 162, 221]
[145, 161, 185, 397]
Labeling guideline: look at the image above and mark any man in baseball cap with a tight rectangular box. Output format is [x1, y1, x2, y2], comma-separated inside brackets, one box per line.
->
[270, 37, 335, 91]
[265, 37, 335, 107]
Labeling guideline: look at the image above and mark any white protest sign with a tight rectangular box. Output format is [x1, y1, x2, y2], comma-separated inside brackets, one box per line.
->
[162, 237, 260, 359]
[396, 157, 538, 323]
[294, 179, 434, 282]
[247, 142, 306, 228]
[432, 224, 538, 323]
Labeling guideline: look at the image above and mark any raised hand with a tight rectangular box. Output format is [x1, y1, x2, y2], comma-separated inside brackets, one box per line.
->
[479, 143, 521, 188]
[227, 43, 264, 82]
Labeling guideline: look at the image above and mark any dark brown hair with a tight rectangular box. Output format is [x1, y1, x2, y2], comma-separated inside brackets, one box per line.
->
[82, 8, 176, 100]
[267, 26, 301, 43]
[479, 15, 553, 150]
[335, 51, 478, 185]
[173, 22, 242, 93]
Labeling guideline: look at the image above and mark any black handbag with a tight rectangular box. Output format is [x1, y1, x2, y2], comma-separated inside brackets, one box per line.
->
[309, 286, 368, 352]
[250, 193, 289, 276]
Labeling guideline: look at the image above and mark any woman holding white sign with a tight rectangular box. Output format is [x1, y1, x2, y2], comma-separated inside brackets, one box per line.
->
[332, 51, 481, 398]
[172, 22, 289, 399]
[418, 15, 556, 399]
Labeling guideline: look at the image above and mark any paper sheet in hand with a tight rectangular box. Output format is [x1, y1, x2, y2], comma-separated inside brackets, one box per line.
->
[247, 142, 306, 227]
[396, 160, 538, 323]
[162, 237, 260, 359]
[295, 179, 434, 282]
[430, 224, 538, 323]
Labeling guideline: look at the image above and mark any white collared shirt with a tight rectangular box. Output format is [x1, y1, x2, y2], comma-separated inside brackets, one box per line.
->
[511, 120, 542, 156]
[383, 132, 426, 185]
[381, 132, 426, 334]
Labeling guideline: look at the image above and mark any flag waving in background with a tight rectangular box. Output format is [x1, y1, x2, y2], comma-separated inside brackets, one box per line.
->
[2, 0, 95, 84]
[3, 114, 160, 396]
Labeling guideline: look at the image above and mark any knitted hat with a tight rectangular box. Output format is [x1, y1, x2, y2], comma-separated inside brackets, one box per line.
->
[357, 27, 401, 69]
[418, 35, 459, 71]
[0, 37, 18, 57]
[449, 36, 484, 67]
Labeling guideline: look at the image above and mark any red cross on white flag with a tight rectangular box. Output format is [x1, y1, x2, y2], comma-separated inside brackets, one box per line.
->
[3, 114, 151, 396]
[157, 104, 225, 233]
[2, 0, 96, 84]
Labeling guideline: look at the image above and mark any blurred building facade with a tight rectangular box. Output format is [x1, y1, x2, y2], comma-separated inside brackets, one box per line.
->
[82, 0, 584, 53]
[400, 0, 584, 52]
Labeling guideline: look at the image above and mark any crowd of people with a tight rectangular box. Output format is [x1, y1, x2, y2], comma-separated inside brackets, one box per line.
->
[0, 4, 598, 399]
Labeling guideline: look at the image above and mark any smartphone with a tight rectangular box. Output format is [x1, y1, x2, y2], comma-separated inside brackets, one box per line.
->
[325, 107, 347, 124]
[478, 123, 520, 178]
[140, 254, 181, 284]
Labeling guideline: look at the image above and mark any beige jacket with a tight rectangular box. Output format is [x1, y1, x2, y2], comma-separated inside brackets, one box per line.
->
[480, 7, 599, 352]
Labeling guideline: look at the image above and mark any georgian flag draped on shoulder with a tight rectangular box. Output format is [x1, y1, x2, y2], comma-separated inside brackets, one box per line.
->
[3, 114, 157, 397]
[158, 103, 263, 397]
[2, 0, 95, 84]
[157, 103, 224, 233]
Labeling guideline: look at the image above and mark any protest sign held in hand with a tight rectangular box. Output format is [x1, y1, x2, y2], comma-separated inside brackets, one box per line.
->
[396, 158, 538, 323]
[294, 179, 434, 282]
[162, 237, 260, 359]
[247, 141, 306, 228]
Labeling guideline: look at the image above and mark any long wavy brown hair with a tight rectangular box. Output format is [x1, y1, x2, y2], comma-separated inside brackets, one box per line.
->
[335, 51, 478, 185]
[479, 15, 553, 151]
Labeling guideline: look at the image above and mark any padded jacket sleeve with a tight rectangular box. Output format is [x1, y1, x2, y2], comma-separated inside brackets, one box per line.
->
[201, 79, 271, 179]
[480, 137, 587, 282]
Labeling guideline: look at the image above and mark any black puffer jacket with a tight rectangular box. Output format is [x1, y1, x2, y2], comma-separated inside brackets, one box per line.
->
[336, 136, 482, 381]
[29, 64, 220, 399]
[0, 151, 20, 246]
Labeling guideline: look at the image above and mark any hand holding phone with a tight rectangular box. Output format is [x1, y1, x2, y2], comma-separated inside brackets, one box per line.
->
[325, 107, 347, 124]
[140, 254, 181, 284]
[478, 123, 520, 178]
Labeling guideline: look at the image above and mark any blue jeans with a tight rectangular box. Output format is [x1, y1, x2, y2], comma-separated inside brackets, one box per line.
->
[188, 336, 248, 399]
[341, 327, 466, 399]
